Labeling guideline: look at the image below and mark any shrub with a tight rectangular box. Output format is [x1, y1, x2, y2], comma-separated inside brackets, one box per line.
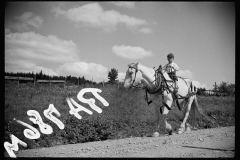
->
[63, 115, 116, 144]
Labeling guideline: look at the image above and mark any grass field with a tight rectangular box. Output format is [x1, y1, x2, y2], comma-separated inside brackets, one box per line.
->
[4, 81, 235, 150]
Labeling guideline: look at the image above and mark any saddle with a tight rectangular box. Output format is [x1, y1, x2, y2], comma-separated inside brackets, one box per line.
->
[145, 65, 173, 94]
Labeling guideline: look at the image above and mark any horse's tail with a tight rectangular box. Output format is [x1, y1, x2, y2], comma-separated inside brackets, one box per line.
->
[191, 95, 213, 124]
[191, 95, 201, 117]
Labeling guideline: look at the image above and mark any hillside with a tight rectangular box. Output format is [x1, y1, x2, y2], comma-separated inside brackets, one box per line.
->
[4, 81, 235, 151]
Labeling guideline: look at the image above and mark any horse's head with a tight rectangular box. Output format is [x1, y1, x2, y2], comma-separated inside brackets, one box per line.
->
[123, 62, 142, 88]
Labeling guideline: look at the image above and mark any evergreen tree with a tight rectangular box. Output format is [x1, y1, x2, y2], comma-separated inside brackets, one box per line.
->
[108, 68, 118, 84]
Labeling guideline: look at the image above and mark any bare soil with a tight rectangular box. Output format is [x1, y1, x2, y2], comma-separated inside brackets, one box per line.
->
[12, 126, 235, 158]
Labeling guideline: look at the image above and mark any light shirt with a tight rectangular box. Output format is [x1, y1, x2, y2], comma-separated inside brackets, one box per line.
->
[163, 62, 179, 73]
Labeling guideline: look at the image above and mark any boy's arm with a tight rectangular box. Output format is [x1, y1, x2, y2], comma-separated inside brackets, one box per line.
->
[174, 63, 179, 71]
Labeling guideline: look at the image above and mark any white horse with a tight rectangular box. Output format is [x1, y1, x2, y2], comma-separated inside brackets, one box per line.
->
[123, 62, 203, 136]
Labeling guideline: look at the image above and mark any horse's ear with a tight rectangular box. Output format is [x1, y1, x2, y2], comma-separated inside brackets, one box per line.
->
[134, 62, 139, 68]
[128, 63, 133, 68]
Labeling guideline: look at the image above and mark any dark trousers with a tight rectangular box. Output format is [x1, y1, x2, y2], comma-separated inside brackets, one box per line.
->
[168, 72, 178, 89]
[168, 72, 178, 81]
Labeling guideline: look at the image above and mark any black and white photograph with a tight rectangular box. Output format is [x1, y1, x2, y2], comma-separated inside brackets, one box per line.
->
[5, 1, 235, 158]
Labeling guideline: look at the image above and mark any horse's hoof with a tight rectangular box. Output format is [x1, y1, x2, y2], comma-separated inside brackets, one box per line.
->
[185, 126, 191, 132]
[177, 127, 185, 134]
[193, 127, 198, 130]
[168, 130, 173, 135]
[152, 132, 159, 137]
[166, 128, 173, 135]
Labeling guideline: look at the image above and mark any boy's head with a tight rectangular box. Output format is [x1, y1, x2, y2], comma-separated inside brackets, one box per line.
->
[167, 53, 174, 63]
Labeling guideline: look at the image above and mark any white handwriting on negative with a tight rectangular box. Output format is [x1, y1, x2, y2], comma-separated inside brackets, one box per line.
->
[67, 88, 109, 119]
[77, 88, 109, 114]
[4, 88, 109, 158]
[4, 134, 27, 158]
[14, 118, 41, 139]
[27, 110, 53, 134]
[44, 104, 65, 130]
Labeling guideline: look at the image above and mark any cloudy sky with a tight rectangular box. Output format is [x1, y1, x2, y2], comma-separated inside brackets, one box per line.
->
[5, 2, 235, 89]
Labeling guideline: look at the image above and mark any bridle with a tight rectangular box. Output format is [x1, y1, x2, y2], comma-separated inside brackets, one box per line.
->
[128, 66, 142, 88]
[128, 65, 165, 90]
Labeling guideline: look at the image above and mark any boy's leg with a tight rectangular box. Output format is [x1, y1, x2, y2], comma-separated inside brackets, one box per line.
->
[174, 80, 178, 94]
[175, 80, 178, 90]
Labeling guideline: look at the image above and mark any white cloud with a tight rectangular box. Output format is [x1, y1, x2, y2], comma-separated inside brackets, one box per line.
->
[177, 70, 207, 89]
[139, 27, 152, 34]
[5, 59, 59, 76]
[117, 72, 126, 82]
[56, 62, 108, 82]
[5, 31, 110, 82]
[192, 80, 207, 89]
[34, 66, 59, 76]
[112, 45, 152, 60]
[109, 2, 135, 8]
[52, 2, 148, 32]
[5, 31, 80, 68]
[177, 70, 193, 79]
[6, 12, 44, 32]
[5, 31, 80, 75]
[15, 12, 44, 29]
[5, 59, 37, 72]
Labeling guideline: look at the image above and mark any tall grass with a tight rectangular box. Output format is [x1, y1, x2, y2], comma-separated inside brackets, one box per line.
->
[4, 81, 235, 150]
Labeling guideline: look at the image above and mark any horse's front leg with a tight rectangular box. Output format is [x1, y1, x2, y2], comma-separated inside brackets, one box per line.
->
[152, 104, 161, 137]
[161, 91, 173, 135]
[151, 93, 165, 137]
[177, 97, 194, 134]
[162, 112, 173, 135]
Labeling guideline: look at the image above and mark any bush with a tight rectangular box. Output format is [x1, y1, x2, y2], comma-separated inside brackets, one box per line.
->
[63, 115, 116, 144]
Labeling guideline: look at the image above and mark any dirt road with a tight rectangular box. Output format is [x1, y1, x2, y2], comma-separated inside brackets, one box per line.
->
[12, 126, 235, 158]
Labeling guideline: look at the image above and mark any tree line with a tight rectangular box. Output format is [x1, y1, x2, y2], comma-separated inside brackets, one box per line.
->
[197, 81, 235, 96]
[5, 68, 119, 86]
[5, 69, 235, 96]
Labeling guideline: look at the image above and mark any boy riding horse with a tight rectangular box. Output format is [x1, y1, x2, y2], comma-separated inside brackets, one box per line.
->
[163, 53, 179, 97]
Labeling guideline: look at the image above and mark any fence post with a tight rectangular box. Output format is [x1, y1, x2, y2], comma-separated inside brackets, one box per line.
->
[64, 78, 66, 89]
[34, 75, 35, 87]
[49, 76, 51, 87]
[18, 76, 19, 89]
[78, 78, 79, 86]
